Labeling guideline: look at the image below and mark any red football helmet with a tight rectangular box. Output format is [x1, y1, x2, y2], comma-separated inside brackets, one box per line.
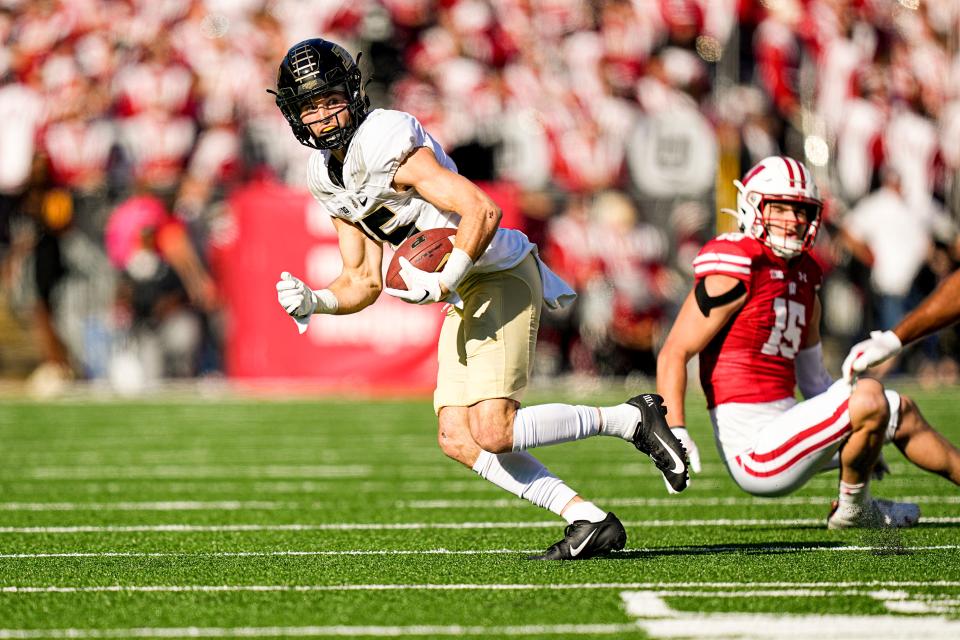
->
[732, 156, 822, 259]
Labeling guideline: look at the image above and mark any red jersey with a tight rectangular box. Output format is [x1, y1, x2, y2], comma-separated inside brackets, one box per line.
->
[693, 233, 822, 408]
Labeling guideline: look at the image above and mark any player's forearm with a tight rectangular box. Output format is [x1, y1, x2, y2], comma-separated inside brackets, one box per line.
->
[326, 274, 381, 314]
[454, 195, 501, 260]
[894, 269, 960, 345]
[656, 348, 690, 426]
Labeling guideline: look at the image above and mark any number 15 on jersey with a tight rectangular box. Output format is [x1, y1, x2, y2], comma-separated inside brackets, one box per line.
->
[762, 297, 805, 359]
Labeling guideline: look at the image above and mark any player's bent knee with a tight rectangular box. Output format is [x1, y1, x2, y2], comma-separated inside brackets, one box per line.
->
[469, 427, 512, 454]
[437, 410, 476, 465]
[437, 428, 463, 461]
[849, 379, 889, 430]
[467, 400, 517, 454]
[851, 377, 885, 402]
[439, 437, 475, 466]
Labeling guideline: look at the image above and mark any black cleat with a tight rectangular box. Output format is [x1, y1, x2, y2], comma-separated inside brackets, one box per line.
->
[529, 512, 627, 561]
[627, 394, 690, 492]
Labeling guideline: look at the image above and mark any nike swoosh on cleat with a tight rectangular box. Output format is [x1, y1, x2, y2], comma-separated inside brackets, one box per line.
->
[569, 529, 598, 557]
[654, 433, 685, 474]
[358, 196, 368, 206]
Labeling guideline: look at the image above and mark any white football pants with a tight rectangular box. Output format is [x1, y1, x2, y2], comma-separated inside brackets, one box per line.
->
[711, 380, 901, 497]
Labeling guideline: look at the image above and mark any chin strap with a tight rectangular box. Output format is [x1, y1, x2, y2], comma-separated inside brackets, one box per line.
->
[765, 231, 805, 258]
[695, 278, 747, 317]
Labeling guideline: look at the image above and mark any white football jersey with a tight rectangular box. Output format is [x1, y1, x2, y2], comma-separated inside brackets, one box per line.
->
[306, 109, 532, 273]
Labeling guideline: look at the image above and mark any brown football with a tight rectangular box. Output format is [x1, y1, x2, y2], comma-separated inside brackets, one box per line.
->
[385, 228, 457, 290]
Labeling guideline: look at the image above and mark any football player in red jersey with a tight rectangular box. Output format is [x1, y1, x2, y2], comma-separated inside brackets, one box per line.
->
[657, 156, 960, 528]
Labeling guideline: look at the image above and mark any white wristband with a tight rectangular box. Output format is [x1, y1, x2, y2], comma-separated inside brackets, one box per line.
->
[438, 248, 474, 291]
[312, 288, 339, 314]
[795, 342, 832, 399]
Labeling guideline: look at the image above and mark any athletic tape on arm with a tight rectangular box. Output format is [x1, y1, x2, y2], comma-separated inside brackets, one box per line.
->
[695, 279, 746, 317]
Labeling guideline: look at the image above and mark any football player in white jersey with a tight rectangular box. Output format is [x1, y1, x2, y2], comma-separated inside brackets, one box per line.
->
[268, 38, 690, 559]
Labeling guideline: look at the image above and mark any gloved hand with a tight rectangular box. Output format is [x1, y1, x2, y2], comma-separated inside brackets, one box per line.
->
[664, 426, 701, 494]
[276, 272, 316, 334]
[842, 330, 903, 383]
[383, 257, 445, 305]
[276, 272, 318, 317]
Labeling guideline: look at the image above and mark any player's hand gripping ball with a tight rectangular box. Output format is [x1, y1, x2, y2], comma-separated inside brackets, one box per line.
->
[386, 229, 457, 302]
[385, 229, 456, 292]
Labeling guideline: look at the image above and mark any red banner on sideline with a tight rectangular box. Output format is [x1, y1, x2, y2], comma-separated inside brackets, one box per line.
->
[211, 176, 442, 392]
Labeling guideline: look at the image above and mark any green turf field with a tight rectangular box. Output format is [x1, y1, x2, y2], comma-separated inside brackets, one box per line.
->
[1, 386, 959, 639]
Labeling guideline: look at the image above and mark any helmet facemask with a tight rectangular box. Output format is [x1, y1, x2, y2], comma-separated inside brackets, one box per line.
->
[269, 40, 370, 151]
[758, 197, 821, 258]
[296, 85, 355, 149]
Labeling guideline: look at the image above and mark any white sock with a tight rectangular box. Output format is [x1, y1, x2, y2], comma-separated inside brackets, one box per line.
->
[511, 404, 601, 451]
[562, 500, 607, 524]
[598, 403, 641, 441]
[838, 480, 869, 508]
[472, 450, 577, 516]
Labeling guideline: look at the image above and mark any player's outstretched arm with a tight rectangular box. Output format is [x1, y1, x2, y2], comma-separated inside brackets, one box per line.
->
[657, 274, 747, 474]
[276, 217, 383, 332]
[844, 269, 960, 380]
[324, 217, 385, 313]
[894, 268, 960, 346]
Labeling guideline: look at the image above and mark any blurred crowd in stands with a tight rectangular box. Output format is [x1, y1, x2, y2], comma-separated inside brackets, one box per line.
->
[0, 0, 959, 394]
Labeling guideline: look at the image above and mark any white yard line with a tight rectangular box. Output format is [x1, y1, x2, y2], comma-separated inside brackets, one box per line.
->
[622, 589, 960, 639]
[5, 465, 371, 480]
[2, 517, 960, 534]
[631, 587, 960, 600]
[0, 480, 491, 495]
[5, 581, 960, 594]
[402, 495, 960, 509]
[0, 501, 298, 512]
[639, 613, 960, 640]
[2, 494, 957, 512]
[4, 587, 960, 637]
[0, 549, 538, 559]
[3, 544, 959, 560]
[0, 624, 638, 638]
[4, 522, 550, 534]
[0, 481, 493, 496]
[636, 611, 960, 639]
[1, 463, 752, 482]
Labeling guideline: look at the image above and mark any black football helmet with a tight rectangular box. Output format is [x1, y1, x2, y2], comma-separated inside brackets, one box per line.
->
[268, 38, 370, 150]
